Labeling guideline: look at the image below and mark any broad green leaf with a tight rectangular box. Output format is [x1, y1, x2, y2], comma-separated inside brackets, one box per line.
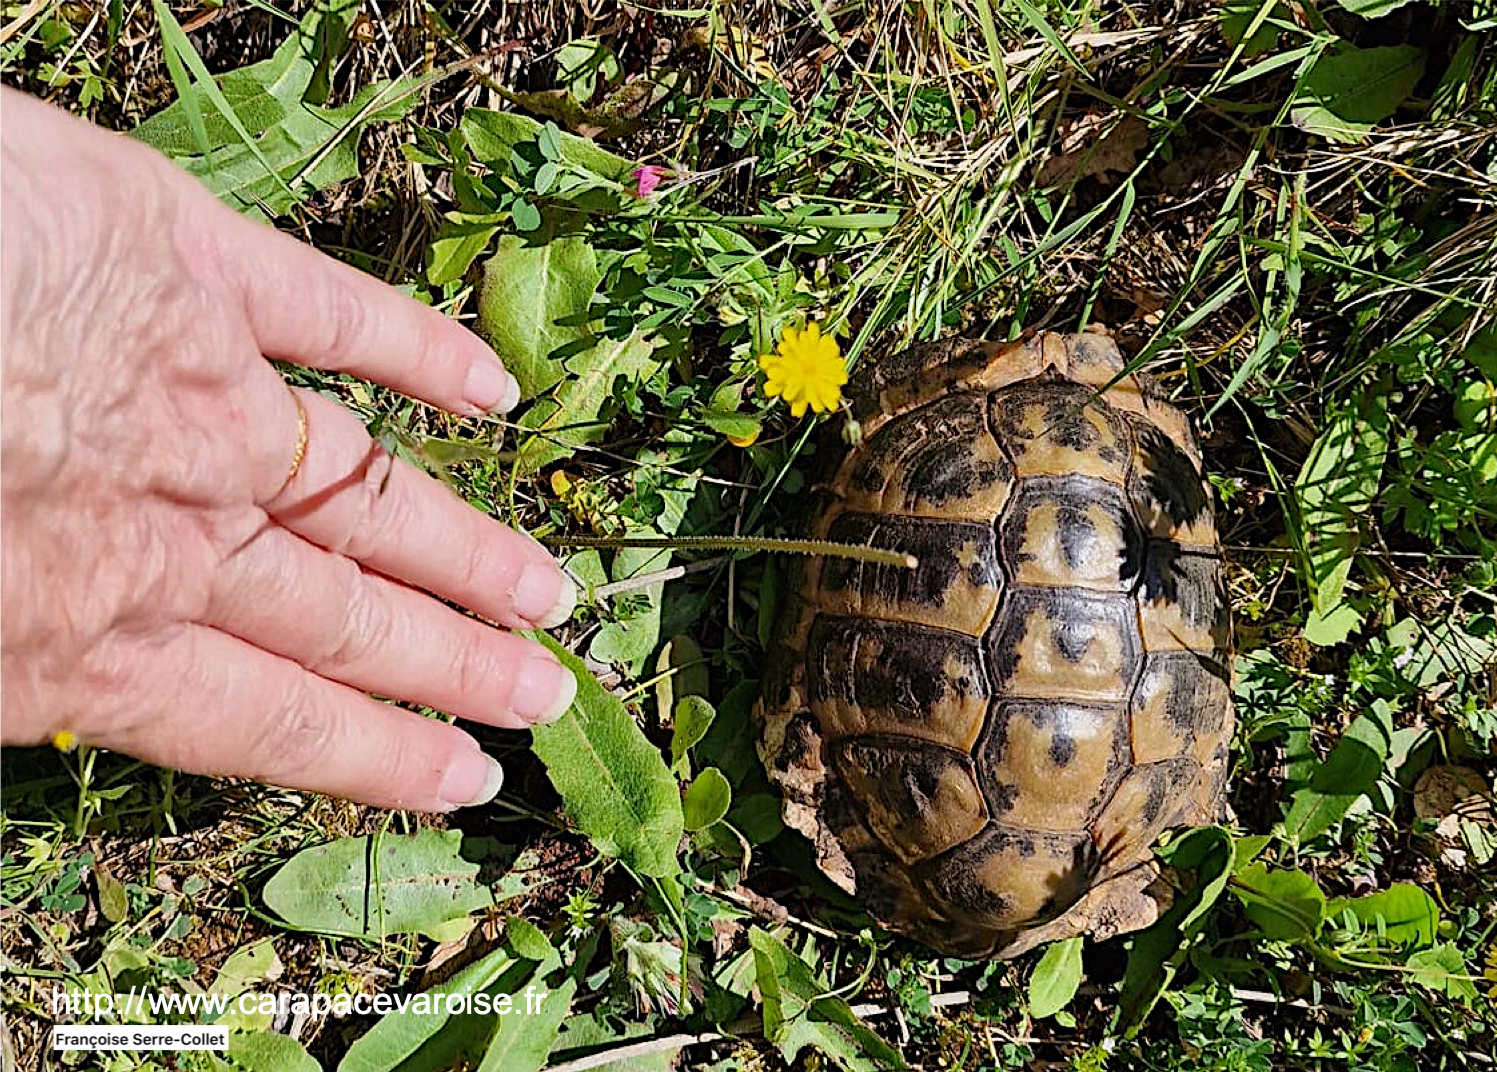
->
[557, 37, 622, 100]
[683, 768, 732, 831]
[1290, 395, 1388, 644]
[702, 407, 763, 442]
[336, 948, 539, 1072]
[749, 928, 906, 1071]
[478, 230, 602, 398]
[427, 212, 504, 286]
[1283, 700, 1394, 843]
[516, 330, 657, 475]
[1333, 0, 1416, 15]
[211, 1031, 319, 1072]
[1327, 884, 1438, 947]
[95, 868, 128, 924]
[1387, 618, 1497, 688]
[1028, 936, 1084, 1019]
[505, 916, 556, 962]
[1303, 601, 1362, 646]
[656, 635, 710, 765]
[671, 696, 718, 770]
[1117, 826, 1234, 1034]
[459, 108, 634, 181]
[1406, 943, 1479, 1003]
[729, 793, 785, 844]
[263, 829, 507, 939]
[1231, 863, 1326, 941]
[476, 976, 576, 1072]
[530, 635, 683, 877]
[133, 0, 358, 153]
[210, 939, 280, 999]
[1221, 0, 1286, 58]
[550, 1014, 675, 1072]
[1290, 45, 1426, 143]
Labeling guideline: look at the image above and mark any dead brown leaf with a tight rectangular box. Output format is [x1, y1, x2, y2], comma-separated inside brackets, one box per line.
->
[1035, 112, 1148, 187]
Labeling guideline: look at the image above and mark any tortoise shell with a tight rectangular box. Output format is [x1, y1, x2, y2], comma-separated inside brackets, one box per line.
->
[757, 330, 1233, 960]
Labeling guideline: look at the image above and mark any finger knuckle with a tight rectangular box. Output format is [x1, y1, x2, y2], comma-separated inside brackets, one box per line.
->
[307, 565, 392, 676]
[316, 275, 369, 366]
[450, 628, 502, 700]
[258, 677, 342, 776]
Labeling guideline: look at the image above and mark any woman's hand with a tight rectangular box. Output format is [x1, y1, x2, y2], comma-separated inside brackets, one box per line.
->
[0, 89, 577, 811]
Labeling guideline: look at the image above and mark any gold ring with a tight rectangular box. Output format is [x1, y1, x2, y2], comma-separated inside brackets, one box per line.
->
[281, 391, 309, 492]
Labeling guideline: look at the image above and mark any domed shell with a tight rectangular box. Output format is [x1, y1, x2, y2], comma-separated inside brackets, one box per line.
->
[757, 331, 1233, 959]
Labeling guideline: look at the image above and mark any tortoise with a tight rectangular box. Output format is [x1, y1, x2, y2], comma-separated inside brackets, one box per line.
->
[757, 329, 1233, 959]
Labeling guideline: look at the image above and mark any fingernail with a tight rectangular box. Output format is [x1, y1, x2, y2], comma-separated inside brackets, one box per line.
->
[514, 563, 577, 629]
[463, 358, 521, 414]
[438, 749, 504, 809]
[514, 654, 577, 724]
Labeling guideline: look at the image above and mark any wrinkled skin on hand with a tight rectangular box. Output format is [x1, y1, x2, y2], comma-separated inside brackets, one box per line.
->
[0, 89, 579, 811]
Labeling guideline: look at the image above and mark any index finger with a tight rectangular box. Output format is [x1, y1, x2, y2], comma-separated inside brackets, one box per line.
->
[205, 197, 520, 417]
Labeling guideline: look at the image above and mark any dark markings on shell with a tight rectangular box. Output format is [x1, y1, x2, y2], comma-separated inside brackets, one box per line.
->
[821, 513, 1001, 610]
[808, 617, 984, 717]
[1049, 732, 1077, 767]
[1138, 542, 1230, 646]
[847, 338, 994, 420]
[986, 781, 1019, 816]
[992, 381, 1129, 468]
[1000, 477, 1143, 591]
[986, 588, 1141, 698]
[774, 713, 819, 773]
[848, 394, 1011, 507]
[1136, 652, 1232, 737]
[1129, 419, 1209, 530]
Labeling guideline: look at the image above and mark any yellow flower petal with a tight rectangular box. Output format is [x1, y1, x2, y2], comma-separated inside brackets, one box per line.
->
[52, 730, 79, 753]
[757, 320, 846, 418]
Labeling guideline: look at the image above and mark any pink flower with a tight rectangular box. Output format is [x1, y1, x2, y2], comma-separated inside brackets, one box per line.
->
[633, 165, 669, 198]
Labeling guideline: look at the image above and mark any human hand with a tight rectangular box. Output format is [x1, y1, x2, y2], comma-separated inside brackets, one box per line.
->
[0, 89, 578, 811]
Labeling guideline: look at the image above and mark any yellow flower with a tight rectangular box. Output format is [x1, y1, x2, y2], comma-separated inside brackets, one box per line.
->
[758, 322, 847, 418]
[52, 730, 79, 753]
[726, 429, 760, 448]
[1485, 944, 1497, 999]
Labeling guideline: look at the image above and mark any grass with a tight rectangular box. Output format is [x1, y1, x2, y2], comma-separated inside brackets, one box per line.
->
[2, 1, 1496, 1069]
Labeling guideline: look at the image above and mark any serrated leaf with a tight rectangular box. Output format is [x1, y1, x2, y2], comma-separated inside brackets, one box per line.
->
[671, 696, 717, 770]
[1028, 936, 1084, 1019]
[1282, 700, 1393, 843]
[1290, 45, 1425, 143]
[1290, 396, 1388, 644]
[684, 768, 732, 831]
[749, 928, 906, 1071]
[139, 72, 418, 218]
[516, 330, 657, 475]
[478, 230, 602, 398]
[263, 829, 506, 939]
[1406, 943, 1479, 1003]
[1327, 883, 1438, 946]
[1231, 863, 1327, 941]
[529, 635, 683, 877]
